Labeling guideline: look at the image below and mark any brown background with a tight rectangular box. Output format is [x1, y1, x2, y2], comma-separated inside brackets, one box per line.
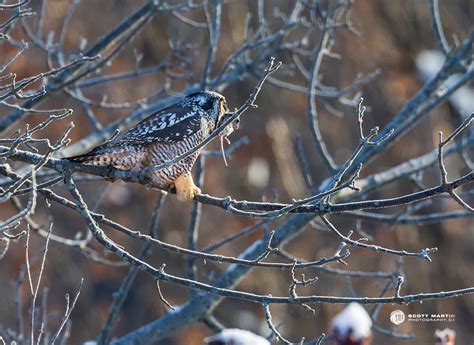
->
[0, 1, 473, 344]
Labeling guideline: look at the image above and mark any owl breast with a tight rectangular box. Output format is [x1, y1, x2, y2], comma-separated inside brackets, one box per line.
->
[144, 129, 205, 185]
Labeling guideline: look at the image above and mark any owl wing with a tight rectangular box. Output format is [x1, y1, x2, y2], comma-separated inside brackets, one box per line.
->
[120, 104, 207, 144]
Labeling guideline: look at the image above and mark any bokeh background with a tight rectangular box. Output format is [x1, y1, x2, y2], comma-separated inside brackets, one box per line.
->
[0, 1, 473, 344]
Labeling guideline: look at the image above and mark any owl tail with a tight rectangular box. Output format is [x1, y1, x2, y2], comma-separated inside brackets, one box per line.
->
[65, 144, 140, 168]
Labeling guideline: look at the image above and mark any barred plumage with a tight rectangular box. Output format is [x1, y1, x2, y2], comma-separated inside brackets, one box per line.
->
[67, 91, 236, 200]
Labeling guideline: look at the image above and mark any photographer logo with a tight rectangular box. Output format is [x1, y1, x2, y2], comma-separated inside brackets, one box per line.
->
[390, 310, 405, 325]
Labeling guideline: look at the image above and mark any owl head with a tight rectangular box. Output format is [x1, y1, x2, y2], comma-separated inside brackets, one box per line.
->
[185, 91, 239, 133]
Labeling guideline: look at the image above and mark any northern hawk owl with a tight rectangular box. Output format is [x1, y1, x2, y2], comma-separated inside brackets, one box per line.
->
[67, 91, 237, 200]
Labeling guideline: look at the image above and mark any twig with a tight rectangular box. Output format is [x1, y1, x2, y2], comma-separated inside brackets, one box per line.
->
[27, 224, 52, 345]
[428, 0, 450, 55]
[156, 278, 176, 311]
[437, 114, 474, 211]
[263, 304, 292, 345]
[320, 215, 438, 261]
[50, 278, 84, 344]
[306, 29, 336, 171]
[395, 276, 404, 298]
[186, 155, 205, 286]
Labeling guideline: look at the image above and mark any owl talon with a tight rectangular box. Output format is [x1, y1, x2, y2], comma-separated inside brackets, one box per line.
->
[173, 174, 201, 201]
[178, 185, 201, 201]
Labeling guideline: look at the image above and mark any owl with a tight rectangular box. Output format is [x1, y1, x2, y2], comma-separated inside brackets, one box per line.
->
[67, 91, 237, 200]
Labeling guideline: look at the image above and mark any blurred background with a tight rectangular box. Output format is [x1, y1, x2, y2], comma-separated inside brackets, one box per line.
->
[0, 0, 473, 344]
